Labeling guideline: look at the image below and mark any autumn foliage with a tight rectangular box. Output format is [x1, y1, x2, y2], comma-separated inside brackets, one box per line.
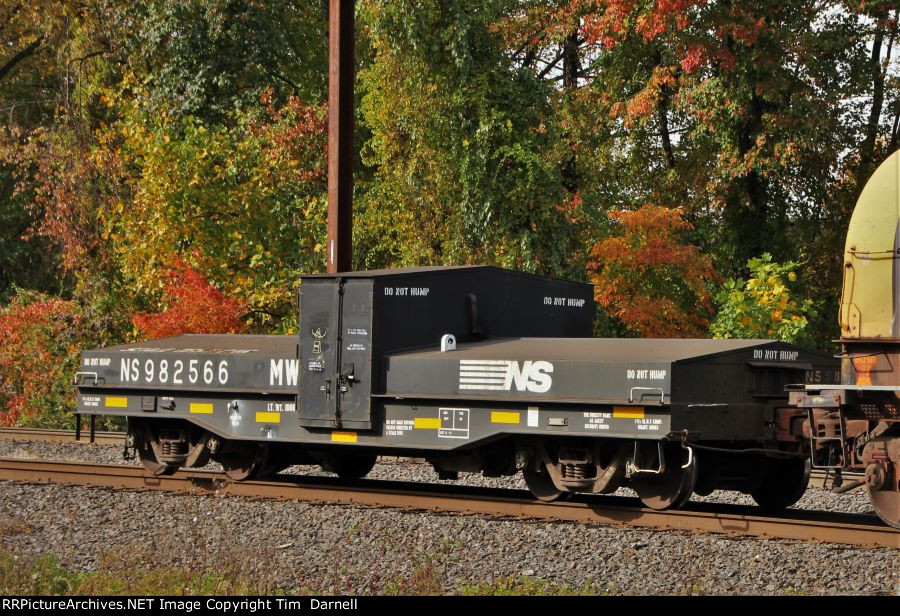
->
[0, 294, 89, 426]
[132, 259, 247, 340]
[588, 206, 717, 337]
[710, 254, 817, 345]
[92, 87, 327, 328]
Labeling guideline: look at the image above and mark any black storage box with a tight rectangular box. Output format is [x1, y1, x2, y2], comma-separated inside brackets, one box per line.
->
[298, 266, 595, 429]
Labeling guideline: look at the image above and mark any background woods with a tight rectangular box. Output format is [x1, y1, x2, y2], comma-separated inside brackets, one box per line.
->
[1, 0, 898, 426]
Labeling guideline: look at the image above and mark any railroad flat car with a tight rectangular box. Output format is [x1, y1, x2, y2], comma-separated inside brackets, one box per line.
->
[75, 266, 838, 512]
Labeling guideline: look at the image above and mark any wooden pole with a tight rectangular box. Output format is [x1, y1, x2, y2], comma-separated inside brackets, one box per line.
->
[327, 0, 355, 273]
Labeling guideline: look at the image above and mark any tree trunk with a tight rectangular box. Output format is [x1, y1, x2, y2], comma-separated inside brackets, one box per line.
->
[725, 80, 769, 270]
[655, 50, 677, 170]
[561, 29, 580, 192]
[856, 20, 887, 185]
[562, 29, 580, 90]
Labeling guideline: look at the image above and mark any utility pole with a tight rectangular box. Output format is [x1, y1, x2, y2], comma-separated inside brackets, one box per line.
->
[326, 0, 355, 273]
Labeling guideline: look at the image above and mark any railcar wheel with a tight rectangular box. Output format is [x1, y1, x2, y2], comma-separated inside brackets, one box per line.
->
[523, 466, 564, 502]
[861, 436, 900, 529]
[137, 445, 178, 476]
[630, 448, 697, 510]
[751, 458, 810, 512]
[218, 443, 269, 481]
[330, 453, 378, 480]
[129, 421, 177, 476]
[868, 487, 900, 529]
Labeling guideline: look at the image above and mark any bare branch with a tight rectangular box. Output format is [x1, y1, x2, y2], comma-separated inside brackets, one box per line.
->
[267, 69, 301, 93]
[537, 50, 564, 79]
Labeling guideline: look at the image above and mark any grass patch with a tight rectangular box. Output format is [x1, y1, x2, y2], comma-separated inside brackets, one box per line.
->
[0, 550, 269, 596]
[1, 548, 612, 596]
[382, 559, 445, 596]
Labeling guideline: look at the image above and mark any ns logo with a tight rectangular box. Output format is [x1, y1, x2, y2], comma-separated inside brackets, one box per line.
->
[458, 359, 554, 393]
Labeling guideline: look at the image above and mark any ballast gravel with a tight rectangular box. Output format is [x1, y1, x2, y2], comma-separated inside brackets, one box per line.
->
[0, 440, 896, 595]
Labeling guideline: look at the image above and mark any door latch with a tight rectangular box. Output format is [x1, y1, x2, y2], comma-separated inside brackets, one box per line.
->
[338, 363, 355, 396]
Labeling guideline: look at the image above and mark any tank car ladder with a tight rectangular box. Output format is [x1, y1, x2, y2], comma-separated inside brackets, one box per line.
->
[806, 407, 847, 469]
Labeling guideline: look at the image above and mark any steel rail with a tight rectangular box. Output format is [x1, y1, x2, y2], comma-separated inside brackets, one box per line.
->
[0, 458, 894, 549]
[0, 427, 125, 445]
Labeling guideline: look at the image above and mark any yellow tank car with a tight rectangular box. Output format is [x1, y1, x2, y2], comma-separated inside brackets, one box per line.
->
[795, 150, 900, 529]
[840, 150, 900, 342]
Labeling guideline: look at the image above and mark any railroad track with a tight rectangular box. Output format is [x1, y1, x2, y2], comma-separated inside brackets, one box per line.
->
[0, 427, 125, 445]
[0, 457, 894, 549]
[0, 427, 863, 484]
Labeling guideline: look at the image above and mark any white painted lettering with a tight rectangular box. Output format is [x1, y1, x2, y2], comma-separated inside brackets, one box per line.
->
[285, 359, 299, 387]
[270, 359, 284, 386]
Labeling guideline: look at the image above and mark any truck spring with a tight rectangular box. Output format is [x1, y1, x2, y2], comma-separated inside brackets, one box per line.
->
[562, 463, 589, 479]
[161, 441, 188, 457]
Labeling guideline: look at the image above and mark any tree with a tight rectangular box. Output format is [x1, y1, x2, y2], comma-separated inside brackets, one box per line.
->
[123, 0, 328, 123]
[132, 258, 247, 339]
[357, 0, 583, 277]
[0, 291, 118, 427]
[0, 1, 112, 301]
[96, 86, 328, 329]
[710, 253, 816, 345]
[1, 0, 330, 312]
[514, 0, 885, 278]
[588, 205, 717, 337]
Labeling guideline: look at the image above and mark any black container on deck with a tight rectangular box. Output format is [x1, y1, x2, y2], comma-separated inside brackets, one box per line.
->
[298, 266, 595, 429]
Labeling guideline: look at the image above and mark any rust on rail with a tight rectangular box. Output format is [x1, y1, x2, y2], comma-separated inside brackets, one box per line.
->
[0, 458, 894, 549]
